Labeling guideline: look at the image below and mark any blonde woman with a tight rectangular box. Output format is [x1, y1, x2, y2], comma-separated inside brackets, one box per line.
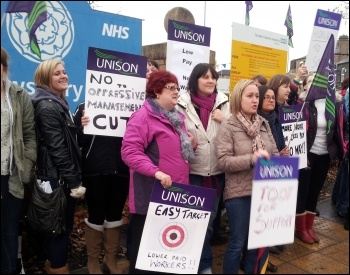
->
[31, 59, 85, 274]
[216, 79, 279, 274]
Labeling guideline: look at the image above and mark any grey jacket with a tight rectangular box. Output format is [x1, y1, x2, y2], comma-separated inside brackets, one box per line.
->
[6, 81, 37, 199]
[216, 115, 279, 201]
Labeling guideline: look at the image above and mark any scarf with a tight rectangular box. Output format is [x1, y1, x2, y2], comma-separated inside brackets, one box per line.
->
[237, 111, 265, 152]
[190, 92, 217, 130]
[152, 99, 195, 162]
[258, 110, 278, 145]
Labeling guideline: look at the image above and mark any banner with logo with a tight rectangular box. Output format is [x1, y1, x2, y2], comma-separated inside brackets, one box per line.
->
[248, 156, 299, 249]
[279, 104, 307, 169]
[1, 1, 142, 113]
[230, 22, 289, 92]
[136, 180, 215, 274]
[166, 20, 211, 95]
[84, 47, 147, 137]
[305, 9, 342, 72]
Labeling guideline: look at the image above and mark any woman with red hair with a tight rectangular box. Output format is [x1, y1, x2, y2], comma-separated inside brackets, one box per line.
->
[121, 70, 196, 274]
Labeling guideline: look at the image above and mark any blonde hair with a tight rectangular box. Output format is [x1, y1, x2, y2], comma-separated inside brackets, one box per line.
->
[229, 79, 255, 115]
[34, 59, 66, 99]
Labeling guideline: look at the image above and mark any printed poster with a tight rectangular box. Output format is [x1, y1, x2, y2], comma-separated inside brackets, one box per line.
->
[248, 157, 299, 249]
[84, 47, 147, 137]
[230, 22, 288, 91]
[305, 9, 342, 72]
[279, 104, 307, 169]
[136, 180, 216, 274]
[166, 20, 211, 95]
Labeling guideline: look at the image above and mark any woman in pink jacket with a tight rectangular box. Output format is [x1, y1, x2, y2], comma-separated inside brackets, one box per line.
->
[216, 79, 279, 274]
[121, 70, 196, 274]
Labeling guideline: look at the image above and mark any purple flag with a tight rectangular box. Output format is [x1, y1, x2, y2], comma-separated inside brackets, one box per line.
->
[306, 34, 336, 133]
[284, 4, 293, 47]
[245, 1, 253, 26]
[6, 1, 47, 59]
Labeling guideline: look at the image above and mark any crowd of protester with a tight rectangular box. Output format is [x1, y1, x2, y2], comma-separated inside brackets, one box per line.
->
[2, 46, 348, 274]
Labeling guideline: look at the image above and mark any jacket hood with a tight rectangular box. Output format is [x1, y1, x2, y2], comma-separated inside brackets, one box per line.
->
[31, 87, 70, 114]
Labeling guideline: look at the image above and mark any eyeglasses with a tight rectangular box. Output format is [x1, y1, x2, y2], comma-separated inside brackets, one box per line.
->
[263, 96, 276, 101]
[164, 85, 180, 92]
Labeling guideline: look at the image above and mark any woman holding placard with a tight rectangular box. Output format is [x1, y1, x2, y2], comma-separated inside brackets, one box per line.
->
[216, 79, 279, 274]
[121, 70, 196, 274]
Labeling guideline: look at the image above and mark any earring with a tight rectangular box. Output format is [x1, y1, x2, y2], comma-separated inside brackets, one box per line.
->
[156, 95, 159, 99]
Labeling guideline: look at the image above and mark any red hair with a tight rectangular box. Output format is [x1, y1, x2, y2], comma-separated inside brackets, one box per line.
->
[146, 70, 178, 99]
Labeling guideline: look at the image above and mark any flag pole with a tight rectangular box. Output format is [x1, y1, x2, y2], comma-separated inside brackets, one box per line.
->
[204, 1, 206, 26]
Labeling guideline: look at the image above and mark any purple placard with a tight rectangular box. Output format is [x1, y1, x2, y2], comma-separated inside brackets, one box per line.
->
[151, 180, 215, 212]
[167, 19, 211, 46]
[87, 47, 147, 77]
[253, 156, 299, 181]
[314, 9, 342, 30]
[279, 104, 307, 124]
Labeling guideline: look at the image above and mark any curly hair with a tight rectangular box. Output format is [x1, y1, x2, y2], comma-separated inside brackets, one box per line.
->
[146, 70, 178, 99]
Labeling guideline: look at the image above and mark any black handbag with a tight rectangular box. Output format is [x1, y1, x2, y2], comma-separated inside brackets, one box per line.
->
[25, 178, 67, 237]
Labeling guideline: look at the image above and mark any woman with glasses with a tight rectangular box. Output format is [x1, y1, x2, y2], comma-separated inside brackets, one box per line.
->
[121, 70, 196, 274]
[216, 79, 279, 274]
[177, 63, 230, 274]
[258, 85, 290, 156]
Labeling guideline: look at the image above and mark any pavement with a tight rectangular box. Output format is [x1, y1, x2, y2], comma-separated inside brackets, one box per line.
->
[71, 198, 349, 274]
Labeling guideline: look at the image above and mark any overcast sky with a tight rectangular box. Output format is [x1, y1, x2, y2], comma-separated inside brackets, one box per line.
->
[94, 1, 349, 69]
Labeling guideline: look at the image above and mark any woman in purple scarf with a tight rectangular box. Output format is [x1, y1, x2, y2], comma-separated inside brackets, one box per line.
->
[177, 63, 231, 274]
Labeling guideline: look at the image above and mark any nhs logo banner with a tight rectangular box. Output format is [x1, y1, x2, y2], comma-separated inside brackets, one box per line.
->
[1, 1, 142, 112]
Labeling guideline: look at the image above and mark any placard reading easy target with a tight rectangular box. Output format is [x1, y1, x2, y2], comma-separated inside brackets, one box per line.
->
[136, 180, 215, 274]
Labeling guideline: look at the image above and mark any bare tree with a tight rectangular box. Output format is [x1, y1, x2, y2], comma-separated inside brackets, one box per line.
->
[87, 1, 101, 10]
[331, 1, 349, 21]
[87, 1, 121, 14]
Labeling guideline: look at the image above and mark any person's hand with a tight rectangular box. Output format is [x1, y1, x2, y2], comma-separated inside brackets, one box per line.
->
[211, 109, 226, 123]
[70, 185, 86, 199]
[187, 131, 198, 149]
[279, 146, 290, 156]
[252, 148, 271, 163]
[155, 171, 172, 188]
[81, 110, 90, 127]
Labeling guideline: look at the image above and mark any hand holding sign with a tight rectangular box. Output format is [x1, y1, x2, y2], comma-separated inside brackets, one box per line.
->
[155, 171, 172, 188]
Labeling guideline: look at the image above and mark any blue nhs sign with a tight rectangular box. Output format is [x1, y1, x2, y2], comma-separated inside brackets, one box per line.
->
[1, 1, 142, 112]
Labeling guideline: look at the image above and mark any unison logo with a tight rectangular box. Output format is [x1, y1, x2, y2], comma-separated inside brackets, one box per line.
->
[94, 49, 139, 75]
[6, 1, 74, 63]
[172, 21, 205, 44]
[317, 11, 339, 29]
